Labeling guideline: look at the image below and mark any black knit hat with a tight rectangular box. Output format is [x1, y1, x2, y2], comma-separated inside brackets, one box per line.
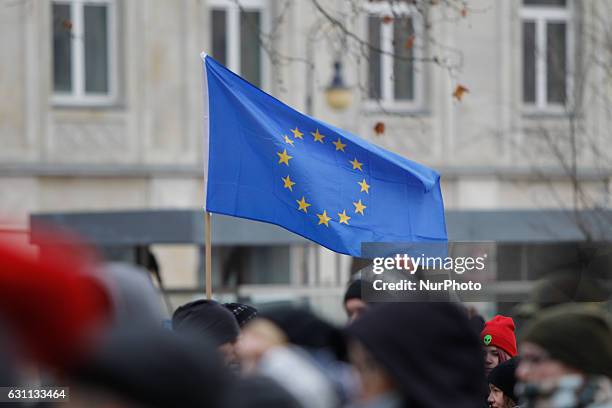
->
[520, 304, 612, 378]
[347, 302, 486, 408]
[488, 357, 518, 403]
[172, 300, 240, 347]
[223, 302, 258, 327]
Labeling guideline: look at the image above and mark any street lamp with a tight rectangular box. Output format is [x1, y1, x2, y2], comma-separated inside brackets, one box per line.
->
[325, 61, 352, 111]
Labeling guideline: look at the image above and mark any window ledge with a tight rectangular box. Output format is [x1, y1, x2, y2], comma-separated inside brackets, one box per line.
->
[361, 101, 430, 116]
[51, 96, 122, 110]
[521, 109, 570, 119]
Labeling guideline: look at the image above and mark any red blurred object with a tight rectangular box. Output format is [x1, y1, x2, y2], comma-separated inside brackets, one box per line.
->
[0, 225, 111, 370]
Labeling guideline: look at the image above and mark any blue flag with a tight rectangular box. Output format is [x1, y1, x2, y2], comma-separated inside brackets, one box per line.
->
[201, 53, 446, 256]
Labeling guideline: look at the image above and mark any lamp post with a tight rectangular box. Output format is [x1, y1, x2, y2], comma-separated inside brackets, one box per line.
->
[325, 60, 352, 110]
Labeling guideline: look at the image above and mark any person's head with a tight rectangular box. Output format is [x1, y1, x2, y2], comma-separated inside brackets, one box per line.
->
[67, 327, 230, 408]
[513, 273, 609, 319]
[487, 357, 518, 408]
[172, 300, 240, 366]
[516, 304, 612, 387]
[487, 384, 515, 408]
[481, 315, 517, 375]
[347, 302, 485, 407]
[237, 313, 341, 408]
[484, 346, 511, 377]
[257, 305, 347, 360]
[348, 339, 396, 401]
[236, 318, 287, 374]
[343, 279, 367, 322]
[95, 262, 164, 327]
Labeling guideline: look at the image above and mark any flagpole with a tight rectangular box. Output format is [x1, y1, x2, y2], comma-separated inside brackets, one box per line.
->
[205, 211, 212, 300]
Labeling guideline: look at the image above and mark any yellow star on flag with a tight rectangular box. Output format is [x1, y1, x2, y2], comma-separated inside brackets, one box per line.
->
[311, 129, 325, 143]
[350, 158, 363, 171]
[283, 135, 295, 146]
[317, 210, 331, 227]
[353, 199, 366, 215]
[358, 179, 370, 194]
[338, 210, 351, 225]
[291, 127, 303, 139]
[277, 149, 292, 166]
[282, 175, 295, 191]
[296, 196, 311, 213]
[332, 138, 346, 152]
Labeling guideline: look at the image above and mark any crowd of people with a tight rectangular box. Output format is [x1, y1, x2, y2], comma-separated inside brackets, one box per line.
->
[0, 235, 611, 408]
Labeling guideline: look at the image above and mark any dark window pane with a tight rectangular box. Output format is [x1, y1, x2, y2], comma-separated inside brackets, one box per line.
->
[84, 5, 109, 94]
[52, 4, 72, 92]
[523, 0, 566, 6]
[523, 21, 536, 103]
[547, 22, 566, 104]
[368, 15, 381, 100]
[497, 244, 524, 281]
[240, 11, 261, 87]
[245, 246, 291, 284]
[393, 17, 414, 100]
[211, 9, 227, 65]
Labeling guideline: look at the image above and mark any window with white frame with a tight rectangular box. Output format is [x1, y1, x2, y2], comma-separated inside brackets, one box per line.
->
[209, 0, 268, 89]
[52, 0, 117, 105]
[521, 0, 572, 110]
[366, 3, 422, 107]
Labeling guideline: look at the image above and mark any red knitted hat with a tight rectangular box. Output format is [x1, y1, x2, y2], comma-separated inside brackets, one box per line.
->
[0, 227, 111, 370]
[480, 315, 517, 357]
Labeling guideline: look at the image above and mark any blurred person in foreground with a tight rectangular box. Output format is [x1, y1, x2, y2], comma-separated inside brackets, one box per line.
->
[513, 272, 612, 329]
[0, 325, 20, 408]
[346, 302, 485, 408]
[93, 262, 166, 328]
[172, 299, 240, 368]
[221, 375, 302, 408]
[466, 306, 486, 337]
[516, 304, 612, 407]
[344, 279, 368, 323]
[66, 327, 230, 408]
[0, 228, 111, 387]
[259, 306, 357, 403]
[487, 357, 520, 408]
[237, 306, 342, 408]
[482, 315, 518, 375]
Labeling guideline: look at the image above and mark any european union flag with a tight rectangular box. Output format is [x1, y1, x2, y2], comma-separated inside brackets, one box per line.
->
[201, 53, 446, 256]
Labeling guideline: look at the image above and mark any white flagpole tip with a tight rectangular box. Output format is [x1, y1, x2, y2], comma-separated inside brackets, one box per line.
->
[200, 52, 208, 61]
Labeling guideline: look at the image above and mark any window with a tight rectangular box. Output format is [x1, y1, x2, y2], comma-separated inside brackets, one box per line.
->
[521, 0, 572, 111]
[209, 0, 268, 89]
[52, 0, 117, 105]
[219, 246, 291, 285]
[365, 2, 423, 109]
